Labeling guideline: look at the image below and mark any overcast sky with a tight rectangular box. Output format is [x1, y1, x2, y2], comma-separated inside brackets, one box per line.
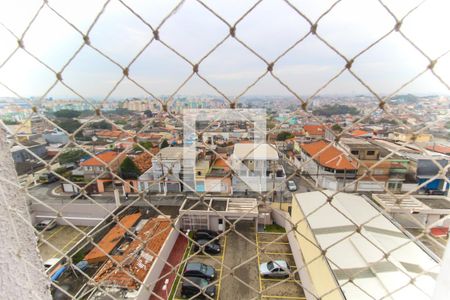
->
[0, 0, 449, 100]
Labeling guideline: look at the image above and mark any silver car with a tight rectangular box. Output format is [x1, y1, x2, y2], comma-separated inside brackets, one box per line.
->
[259, 260, 291, 278]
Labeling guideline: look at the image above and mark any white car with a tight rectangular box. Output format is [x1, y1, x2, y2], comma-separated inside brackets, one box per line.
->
[287, 180, 297, 192]
[259, 260, 291, 278]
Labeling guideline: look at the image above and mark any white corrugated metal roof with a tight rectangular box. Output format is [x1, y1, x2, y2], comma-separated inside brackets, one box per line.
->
[294, 191, 440, 300]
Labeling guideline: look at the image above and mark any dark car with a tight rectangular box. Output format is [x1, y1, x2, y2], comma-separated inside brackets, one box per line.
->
[35, 219, 57, 231]
[181, 277, 216, 299]
[194, 229, 219, 241]
[194, 239, 221, 255]
[184, 262, 216, 281]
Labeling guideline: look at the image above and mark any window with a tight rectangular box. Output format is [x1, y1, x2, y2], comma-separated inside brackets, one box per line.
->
[351, 150, 359, 156]
[367, 150, 375, 155]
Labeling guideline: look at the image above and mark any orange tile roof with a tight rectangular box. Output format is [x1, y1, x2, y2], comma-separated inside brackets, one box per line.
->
[351, 129, 370, 137]
[93, 217, 172, 289]
[426, 144, 450, 155]
[84, 213, 141, 264]
[303, 125, 325, 136]
[80, 150, 124, 167]
[132, 147, 159, 173]
[212, 155, 229, 169]
[96, 130, 129, 138]
[301, 140, 357, 170]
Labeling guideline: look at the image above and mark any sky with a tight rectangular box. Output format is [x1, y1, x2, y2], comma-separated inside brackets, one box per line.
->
[0, 0, 449, 100]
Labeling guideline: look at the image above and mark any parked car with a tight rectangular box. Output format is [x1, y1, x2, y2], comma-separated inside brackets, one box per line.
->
[181, 277, 216, 299]
[194, 229, 219, 241]
[184, 262, 216, 280]
[194, 239, 221, 255]
[287, 180, 297, 192]
[38, 172, 58, 184]
[259, 260, 291, 278]
[35, 219, 57, 231]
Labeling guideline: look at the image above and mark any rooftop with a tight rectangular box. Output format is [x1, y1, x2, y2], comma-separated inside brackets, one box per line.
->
[303, 124, 325, 136]
[80, 150, 125, 167]
[92, 216, 172, 290]
[426, 144, 450, 155]
[301, 140, 357, 170]
[294, 191, 440, 300]
[232, 143, 279, 160]
[151, 146, 197, 160]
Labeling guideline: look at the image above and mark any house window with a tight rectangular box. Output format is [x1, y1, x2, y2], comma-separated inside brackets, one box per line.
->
[351, 150, 359, 156]
[367, 150, 375, 155]
[197, 171, 202, 176]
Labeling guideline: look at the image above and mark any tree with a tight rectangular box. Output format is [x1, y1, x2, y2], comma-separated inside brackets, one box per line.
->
[89, 120, 112, 130]
[59, 149, 87, 164]
[160, 139, 169, 149]
[119, 157, 141, 179]
[276, 131, 294, 141]
[143, 110, 153, 118]
[313, 104, 359, 117]
[56, 119, 82, 133]
[331, 124, 343, 133]
[133, 141, 153, 151]
[54, 109, 81, 118]
[2, 119, 19, 125]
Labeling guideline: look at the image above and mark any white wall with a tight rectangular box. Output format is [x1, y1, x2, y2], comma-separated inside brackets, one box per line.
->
[271, 209, 316, 300]
[136, 220, 181, 300]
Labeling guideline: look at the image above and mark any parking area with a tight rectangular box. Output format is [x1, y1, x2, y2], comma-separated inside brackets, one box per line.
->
[171, 234, 227, 300]
[169, 221, 305, 299]
[257, 232, 305, 300]
[37, 225, 91, 261]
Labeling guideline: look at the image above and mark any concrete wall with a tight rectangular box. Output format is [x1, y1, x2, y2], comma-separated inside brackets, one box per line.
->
[0, 129, 52, 299]
[289, 198, 344, 300]
[136, 220, 181, 300]
[31, 203, 117, 227]
[271, 208, 317, 300]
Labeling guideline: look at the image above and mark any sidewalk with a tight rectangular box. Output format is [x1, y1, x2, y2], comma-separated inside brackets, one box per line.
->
[150, 234, 188, 300]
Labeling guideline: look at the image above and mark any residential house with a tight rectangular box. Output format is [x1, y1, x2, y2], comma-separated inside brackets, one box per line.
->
[75, 150, 126, 193]
[303, 124, 326, 140]
[300, 140, 357, 191]
[339, 138, 408, 192]
[138, 147, 197, 193]
[231, 143, 286, 193]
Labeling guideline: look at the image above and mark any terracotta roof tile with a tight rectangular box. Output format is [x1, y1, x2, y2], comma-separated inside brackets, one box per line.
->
[93, 217, 172, 289]
[80, 150, 125, 167]
[301, 140, 357, 170]
[84, 213, 141, 264]
[426, 144, 450, 155]
[303, 125, 325, 136]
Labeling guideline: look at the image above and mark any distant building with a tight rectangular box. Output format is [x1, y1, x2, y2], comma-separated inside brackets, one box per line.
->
[388, 132, 433, 143]
[43, 130, 69, 145]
